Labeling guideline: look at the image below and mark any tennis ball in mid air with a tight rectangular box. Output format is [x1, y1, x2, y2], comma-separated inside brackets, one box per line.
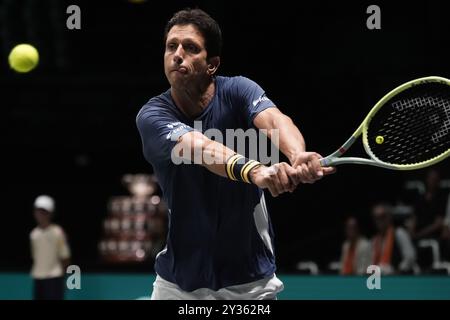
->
[375, 136, 384, 144]
[8, 44, 39, 73]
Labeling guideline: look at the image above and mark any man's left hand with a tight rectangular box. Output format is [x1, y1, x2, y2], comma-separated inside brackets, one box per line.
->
[291, 151, 336, 184]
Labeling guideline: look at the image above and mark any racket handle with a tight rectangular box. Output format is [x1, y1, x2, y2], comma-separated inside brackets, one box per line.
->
[320, 158, 330, 166]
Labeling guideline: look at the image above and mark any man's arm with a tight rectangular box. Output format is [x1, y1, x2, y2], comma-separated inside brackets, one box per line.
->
[30, 237, 35, 263]
[58, 229, 71, 270]
[253, 107, 336, 183]
[173, 131, 297, 196]
[254, 108, 305, 163]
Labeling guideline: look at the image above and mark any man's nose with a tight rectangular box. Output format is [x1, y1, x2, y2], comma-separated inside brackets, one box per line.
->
[173, 44, 184, 65]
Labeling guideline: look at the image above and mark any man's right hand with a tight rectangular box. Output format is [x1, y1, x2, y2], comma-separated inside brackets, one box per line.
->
[249, 162, 300, 197]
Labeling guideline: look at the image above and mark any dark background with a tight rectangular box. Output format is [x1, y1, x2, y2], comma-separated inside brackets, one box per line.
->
[1, 0, 449, 273]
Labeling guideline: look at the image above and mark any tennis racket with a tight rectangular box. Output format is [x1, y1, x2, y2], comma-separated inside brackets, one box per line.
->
[320, 76, 450, 170]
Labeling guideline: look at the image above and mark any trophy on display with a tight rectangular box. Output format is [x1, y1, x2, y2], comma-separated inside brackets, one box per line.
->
[99, 174, 167, 263]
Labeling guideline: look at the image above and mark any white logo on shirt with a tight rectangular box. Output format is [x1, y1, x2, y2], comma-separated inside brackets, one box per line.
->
[252, 95, 270, 107]
[166, 123, 189, 140]
[166, 122, 182, 129]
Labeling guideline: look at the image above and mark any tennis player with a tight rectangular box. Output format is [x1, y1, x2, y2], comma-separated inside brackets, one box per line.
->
[136, 8, 335, 300]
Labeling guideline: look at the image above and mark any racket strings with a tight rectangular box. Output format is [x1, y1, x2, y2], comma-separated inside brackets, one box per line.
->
[389, 91, 449, 137]
[376, 106, 449, 162]
[385, 102, 446, 147]
[367, 83, 450, 164]
[378, 102, 449, 161]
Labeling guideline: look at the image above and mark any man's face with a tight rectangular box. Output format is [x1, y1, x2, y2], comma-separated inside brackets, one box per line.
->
[345, 218, 359, 241]
[34, 208, 51, 226]
[372, 205, 390, 231]
[164, 24, 209, 88]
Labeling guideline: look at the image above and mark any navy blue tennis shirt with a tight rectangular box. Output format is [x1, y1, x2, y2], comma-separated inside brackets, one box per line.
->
[136, 76, 277, 291]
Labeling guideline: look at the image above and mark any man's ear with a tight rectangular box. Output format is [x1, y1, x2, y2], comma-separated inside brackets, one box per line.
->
[207, 56, 220, 75]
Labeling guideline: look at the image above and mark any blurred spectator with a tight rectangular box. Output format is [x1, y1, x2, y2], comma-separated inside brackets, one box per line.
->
[30, 195, 71, 300]
[371, 203, 416, 274]
[409, 169, 447, 241]
[441, 193, 450, 261]
[339, 217, 371, 275]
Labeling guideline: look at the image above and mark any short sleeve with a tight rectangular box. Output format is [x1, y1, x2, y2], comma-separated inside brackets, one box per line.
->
[136, 103, 194, 166]
[231, 76, 276, 127]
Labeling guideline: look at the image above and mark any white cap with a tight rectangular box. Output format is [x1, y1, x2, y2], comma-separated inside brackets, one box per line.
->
[34, 195, 55, 213]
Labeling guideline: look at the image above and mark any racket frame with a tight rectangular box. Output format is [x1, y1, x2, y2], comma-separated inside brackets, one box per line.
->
[320, 76, 450, 170]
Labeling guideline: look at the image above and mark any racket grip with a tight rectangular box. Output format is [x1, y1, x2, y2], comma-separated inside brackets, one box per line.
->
[319, 158, 329, 167]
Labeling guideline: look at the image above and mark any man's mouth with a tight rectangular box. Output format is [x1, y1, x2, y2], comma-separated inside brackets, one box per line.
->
[174, 67, 187, 74]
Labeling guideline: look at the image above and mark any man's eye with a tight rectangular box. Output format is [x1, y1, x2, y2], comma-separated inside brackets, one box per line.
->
[185, 44, 198, 53]
[167, 43, 177, 50]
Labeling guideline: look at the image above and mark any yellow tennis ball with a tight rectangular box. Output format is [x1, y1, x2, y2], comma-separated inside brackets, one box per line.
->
[375, 135, 384, 144]
[8, 44, 39, 73]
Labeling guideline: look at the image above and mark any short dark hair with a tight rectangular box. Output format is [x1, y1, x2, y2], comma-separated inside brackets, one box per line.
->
[164, 8, 222, 58]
